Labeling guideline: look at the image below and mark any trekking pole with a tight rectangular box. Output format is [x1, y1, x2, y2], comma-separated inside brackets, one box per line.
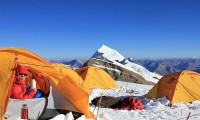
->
[96, 93, 103, 120]
[92, 92, 103, 116]
[92, 92, 102, 113]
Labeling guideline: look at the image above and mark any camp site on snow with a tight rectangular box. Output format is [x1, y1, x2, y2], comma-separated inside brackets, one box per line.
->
[1, 47, 200, 120]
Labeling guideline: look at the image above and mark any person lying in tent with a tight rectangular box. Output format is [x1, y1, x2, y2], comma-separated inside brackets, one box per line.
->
[10, 65, 39, 99]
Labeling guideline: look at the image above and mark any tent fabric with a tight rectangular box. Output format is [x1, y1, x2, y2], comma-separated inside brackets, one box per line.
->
[145, 70, 200, 104]
[75, 66, 118, 90]
[51, 63, 89, 93]
[47, 85, 81, 112]
[0, 47, 95, 120]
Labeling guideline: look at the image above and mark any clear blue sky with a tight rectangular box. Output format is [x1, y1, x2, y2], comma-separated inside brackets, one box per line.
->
[0, 0, 200, 59]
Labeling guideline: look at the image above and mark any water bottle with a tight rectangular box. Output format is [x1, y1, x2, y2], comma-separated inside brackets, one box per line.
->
[31, 79, 36, 89]
[21, 104, 28, 120]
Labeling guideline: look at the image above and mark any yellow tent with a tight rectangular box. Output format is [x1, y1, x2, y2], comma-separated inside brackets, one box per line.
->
[0, 47, 94, 120]
[145, 70, 200, 104]
[75, 66, 118, 91]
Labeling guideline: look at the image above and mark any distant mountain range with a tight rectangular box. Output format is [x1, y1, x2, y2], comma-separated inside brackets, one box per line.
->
[128, 58, 200, 75]
[49, 45, 200, 80]
[51, 58, 200, 76]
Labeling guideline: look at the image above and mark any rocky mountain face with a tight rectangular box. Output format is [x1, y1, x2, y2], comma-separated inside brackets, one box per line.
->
[82, 57, 155, 85]
[128, 58, 200, 75]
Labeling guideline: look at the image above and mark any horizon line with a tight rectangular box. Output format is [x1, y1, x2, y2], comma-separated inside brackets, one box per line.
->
[46, 56, 200, 61]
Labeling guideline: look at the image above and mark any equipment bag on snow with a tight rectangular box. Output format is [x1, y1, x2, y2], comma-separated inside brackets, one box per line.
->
[118, 97, 144, 110]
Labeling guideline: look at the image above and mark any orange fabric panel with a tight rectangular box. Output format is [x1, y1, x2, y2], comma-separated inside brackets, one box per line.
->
[51, 63, 90, 93]
[45, 74, 95, 118]
[157, 71, 181, 101]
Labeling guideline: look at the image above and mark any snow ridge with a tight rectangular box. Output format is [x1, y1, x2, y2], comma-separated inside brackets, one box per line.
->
[92, 45, 162, 83]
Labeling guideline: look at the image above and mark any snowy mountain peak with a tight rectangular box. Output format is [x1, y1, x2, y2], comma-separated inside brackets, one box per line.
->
[91, 45, 125, 61]
[91, 45, 162, 83]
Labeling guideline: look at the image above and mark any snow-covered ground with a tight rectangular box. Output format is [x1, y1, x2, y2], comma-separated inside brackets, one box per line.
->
[51, 81, 200, 120]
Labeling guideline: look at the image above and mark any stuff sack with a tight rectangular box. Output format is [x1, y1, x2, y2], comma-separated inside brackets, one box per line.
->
[119, 97, 144, 110]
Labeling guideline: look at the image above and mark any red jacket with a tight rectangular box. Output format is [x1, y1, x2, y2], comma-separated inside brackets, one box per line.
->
[11, 76, 36, 99]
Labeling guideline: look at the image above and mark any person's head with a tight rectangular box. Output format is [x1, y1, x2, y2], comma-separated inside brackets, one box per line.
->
[17, 65, 28, 80]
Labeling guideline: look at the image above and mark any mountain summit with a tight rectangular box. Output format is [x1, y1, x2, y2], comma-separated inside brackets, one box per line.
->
[90, 45, 162, 83]
[91, 45, 125, 61]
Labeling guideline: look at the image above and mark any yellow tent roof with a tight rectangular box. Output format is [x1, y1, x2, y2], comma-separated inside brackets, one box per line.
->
[0, 47, 94, 119]
[76, 66, 118, 90]
[145, 70, 200, 104]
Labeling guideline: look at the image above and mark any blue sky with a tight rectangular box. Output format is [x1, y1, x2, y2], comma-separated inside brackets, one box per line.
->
[0, 0, 200, 59]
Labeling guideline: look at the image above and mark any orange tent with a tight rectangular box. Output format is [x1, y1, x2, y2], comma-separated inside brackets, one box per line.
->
[75, 66, 118, 91]
[145, 70, 200, 104]
[0, 47, 94, 120]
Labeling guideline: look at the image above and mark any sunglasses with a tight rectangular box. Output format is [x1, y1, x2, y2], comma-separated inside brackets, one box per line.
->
[19, 73, 27, 77]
